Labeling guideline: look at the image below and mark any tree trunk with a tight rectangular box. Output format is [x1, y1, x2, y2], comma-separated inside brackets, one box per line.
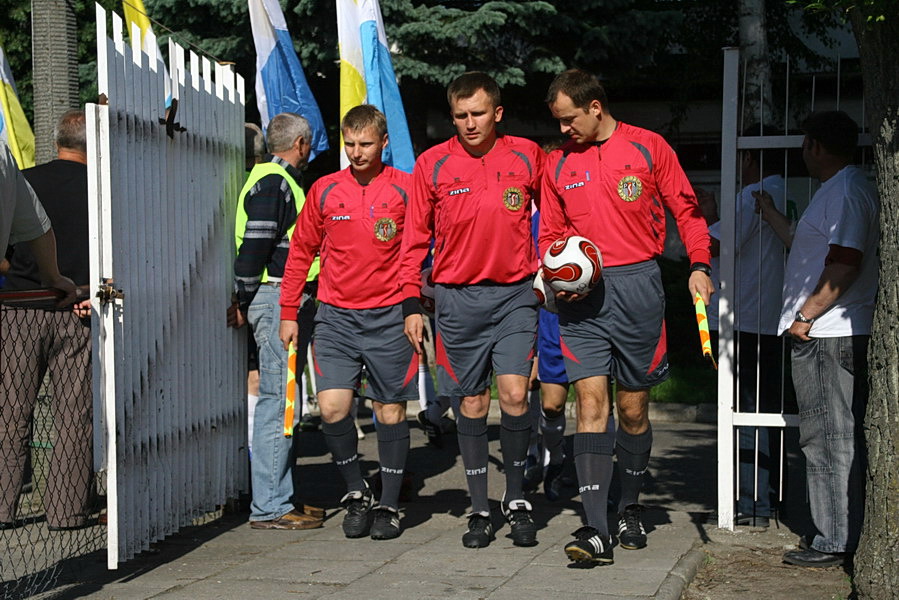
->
[738, 0, 773, 128]
[850, 9, 899, 600]
[31, 0, 80, 164]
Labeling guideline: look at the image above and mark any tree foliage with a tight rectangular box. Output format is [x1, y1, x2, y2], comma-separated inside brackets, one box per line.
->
[0, 0, 118, 124]
[0, 0, 847, 146]
[635, 0, 843, 134]
[389, 1, 562, 87]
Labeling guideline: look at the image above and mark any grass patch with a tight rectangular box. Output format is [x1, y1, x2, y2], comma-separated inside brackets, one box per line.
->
[649, 364, 716, 405]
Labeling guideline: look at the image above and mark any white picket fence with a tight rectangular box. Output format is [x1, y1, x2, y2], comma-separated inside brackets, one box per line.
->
[716, 47, 871, 529]
[86, 4, 248, 567]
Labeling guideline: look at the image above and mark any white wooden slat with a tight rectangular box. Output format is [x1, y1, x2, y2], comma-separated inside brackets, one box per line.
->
[112, 11, 124, 55]
[191, 52, 200, 92]
[96, 4, 109, 98]
[149, 41, 175, 539]
[86, 97, 117, 569]
[165, 37, 183, 530]
[204, 67, 219, 502]
[139, 41, 164, 542]
[136, 36, 155, 551]
[172, 40, 189, 525]
[104, 12, 125, 563]
[111, 38, 135, 560]
[130, 22, 140, 59]
[202, 58, 212, 96]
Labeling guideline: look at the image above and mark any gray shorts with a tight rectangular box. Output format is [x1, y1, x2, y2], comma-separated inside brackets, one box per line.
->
[557, 260, 669, 389]
[312, 303, 419, 403]
[434, 278, 537, 397]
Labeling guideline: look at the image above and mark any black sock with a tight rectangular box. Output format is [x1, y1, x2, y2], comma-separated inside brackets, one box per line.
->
[574, 432, 615, 538]
[541, 408, 566, 465]
[377, 420, 410, 509]
[500, 411, 532, 502]
[457, 413, 490, 514]
[322, 415, 364, 493]
[616, 425, 652, 511]
[528, 389, 542, 452]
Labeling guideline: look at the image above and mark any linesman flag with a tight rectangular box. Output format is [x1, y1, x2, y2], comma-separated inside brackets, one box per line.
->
[694, 292, 717, 370]
[337, 0, 414, 173]
[122, 0, 172, 108]
[284, 342, 297, 437]
[249, 0, 328, 161]
[0, 45, 35, 170]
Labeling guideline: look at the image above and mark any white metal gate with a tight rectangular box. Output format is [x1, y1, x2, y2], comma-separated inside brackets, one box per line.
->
[716, 46, 872, 530]
[86, 5, 248, 567]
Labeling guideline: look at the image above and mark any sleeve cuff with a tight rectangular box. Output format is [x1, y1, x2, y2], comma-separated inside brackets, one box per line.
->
[689, 250, 712, 267]
[402, 297, 421, 319]
[280, 305, 299, 320]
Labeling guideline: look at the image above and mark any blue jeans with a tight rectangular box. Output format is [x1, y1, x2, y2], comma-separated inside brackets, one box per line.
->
[791, 335, 868, 553]
[247, 284, 294, 521]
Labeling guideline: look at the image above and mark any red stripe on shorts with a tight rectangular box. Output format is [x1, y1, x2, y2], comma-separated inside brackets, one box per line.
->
[312, 342, 323, 377]
[560, 336, 580, 364]
[403, 353, 419, 388]
[435, 332, 460, 383]
[646, 319, 668, 375]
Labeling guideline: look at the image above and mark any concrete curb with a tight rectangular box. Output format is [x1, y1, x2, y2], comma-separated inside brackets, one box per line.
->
[648, 402, 717, 424]
[654, 539, 708, 600]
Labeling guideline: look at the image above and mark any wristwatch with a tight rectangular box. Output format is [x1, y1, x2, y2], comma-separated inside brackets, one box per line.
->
[794, 311, 815, 324]
[689, 262, 712, 277]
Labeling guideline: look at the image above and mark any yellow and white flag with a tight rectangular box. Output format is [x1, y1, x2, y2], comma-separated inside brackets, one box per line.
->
[122, 0, 172, 107]
[337, 0, 413, 172]
[0, 45, 35, 170]
[122, 0, 153, 46]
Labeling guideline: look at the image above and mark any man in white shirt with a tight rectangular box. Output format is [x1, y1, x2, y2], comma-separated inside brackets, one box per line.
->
[757, 111, 879, 568]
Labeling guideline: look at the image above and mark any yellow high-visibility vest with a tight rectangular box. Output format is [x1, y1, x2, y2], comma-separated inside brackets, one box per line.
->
[235, 162, 319, 282]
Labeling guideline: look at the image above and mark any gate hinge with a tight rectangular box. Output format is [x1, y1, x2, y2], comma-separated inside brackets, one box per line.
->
[96, 280, 125, 305]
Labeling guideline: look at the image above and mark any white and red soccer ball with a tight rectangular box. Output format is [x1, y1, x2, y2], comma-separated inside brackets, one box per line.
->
[532, 269, 559, 313]
[420, 267, 436, 316]
[541, 236, 603, 295]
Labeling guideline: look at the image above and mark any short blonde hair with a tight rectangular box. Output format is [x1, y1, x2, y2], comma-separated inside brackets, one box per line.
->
[341, 105, 387, 138]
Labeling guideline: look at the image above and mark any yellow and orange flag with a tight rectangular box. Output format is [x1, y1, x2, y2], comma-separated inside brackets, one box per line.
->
[284, 342, 297, 437]
[694, 292, 717, 370]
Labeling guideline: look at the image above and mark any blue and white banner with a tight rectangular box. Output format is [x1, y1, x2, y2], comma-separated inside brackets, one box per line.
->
[337, 0, 414, 173]
[249, 0, 328, 160]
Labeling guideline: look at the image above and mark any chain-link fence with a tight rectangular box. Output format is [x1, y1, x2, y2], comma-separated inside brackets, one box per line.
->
[1, 293, 105, 599]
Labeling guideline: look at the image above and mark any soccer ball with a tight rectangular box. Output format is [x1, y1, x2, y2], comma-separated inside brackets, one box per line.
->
[420, 267, 436, 316]
[542, 236, 603, 294]
[532, 270, 559, 313]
